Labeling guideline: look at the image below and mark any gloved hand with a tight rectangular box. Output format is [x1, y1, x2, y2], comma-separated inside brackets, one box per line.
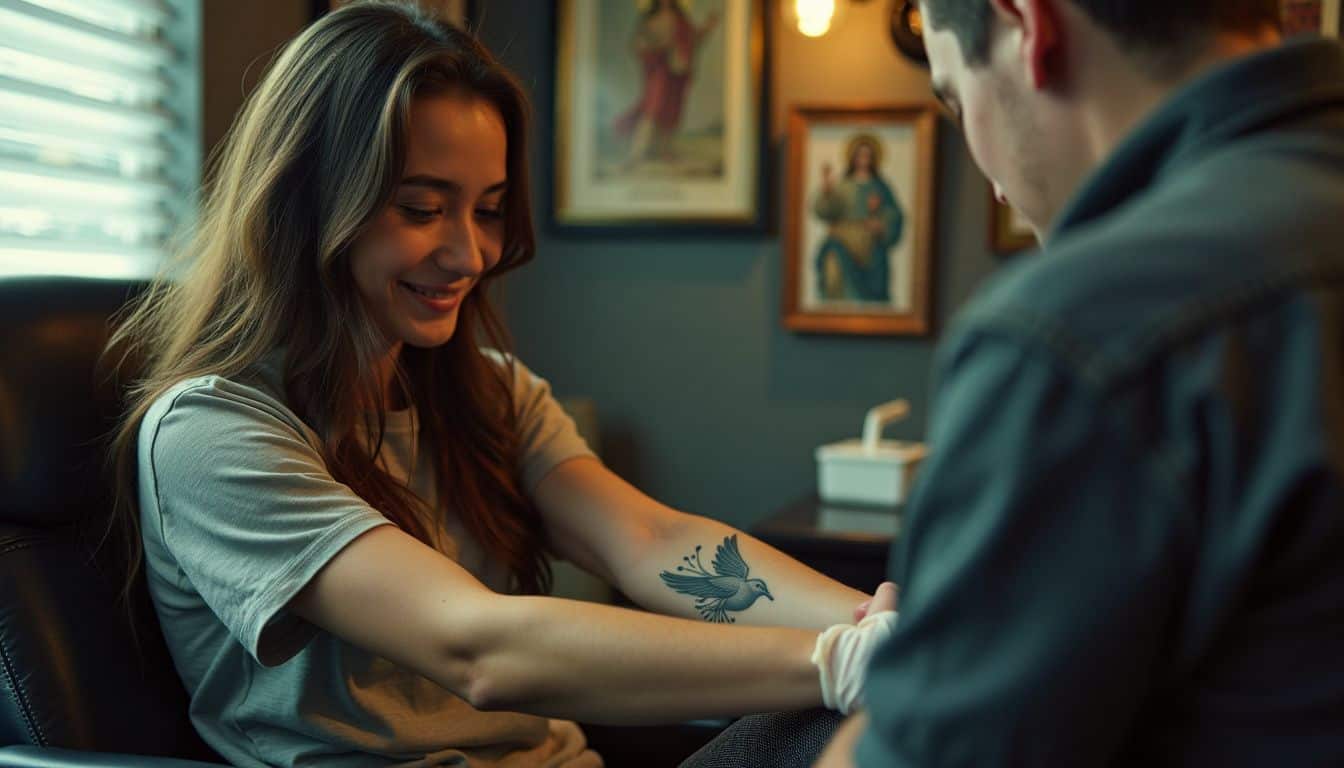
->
[811, 610, 899, 714]
[853, 581, 900, 622]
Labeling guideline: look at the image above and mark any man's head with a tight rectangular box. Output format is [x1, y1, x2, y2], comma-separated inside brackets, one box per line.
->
[920, 0, 1281, 238]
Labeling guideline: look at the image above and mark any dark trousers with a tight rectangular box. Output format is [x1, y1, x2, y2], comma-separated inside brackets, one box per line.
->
[678, 709, 844, 768]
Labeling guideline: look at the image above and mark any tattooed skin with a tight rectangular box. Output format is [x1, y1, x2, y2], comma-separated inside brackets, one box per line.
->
[659, 534, 774, 623]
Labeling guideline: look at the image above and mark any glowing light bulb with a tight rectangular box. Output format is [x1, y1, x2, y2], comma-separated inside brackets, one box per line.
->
[794, 0, 836, 37]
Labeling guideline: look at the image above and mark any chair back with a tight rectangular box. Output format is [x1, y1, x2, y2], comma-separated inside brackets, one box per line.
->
[0, 277, 217, 761]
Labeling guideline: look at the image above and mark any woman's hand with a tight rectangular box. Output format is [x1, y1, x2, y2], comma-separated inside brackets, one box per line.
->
[852, 581, 899, 622]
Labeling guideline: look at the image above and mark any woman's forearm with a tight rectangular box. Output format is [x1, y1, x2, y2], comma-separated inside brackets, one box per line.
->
[465, 594, 821, 724]
[620, 514, 870, 630]
[533, 459, 870, 628]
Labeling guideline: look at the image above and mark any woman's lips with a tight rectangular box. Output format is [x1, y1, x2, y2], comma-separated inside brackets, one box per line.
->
[400, 280, 466, 312]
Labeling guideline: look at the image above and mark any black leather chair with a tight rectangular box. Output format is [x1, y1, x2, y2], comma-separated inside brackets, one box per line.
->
[0, 277, 224, 767]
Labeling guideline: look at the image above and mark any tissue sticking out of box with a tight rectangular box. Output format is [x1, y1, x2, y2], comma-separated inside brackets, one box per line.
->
[862, 400, 909, 452]
[816, 399, 927, 508]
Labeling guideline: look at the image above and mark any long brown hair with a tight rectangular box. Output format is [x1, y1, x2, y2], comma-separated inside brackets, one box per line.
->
[106, 0, 552, 599]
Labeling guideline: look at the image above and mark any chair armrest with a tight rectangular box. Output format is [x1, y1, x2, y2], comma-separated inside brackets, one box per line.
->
[0, 746, 227, 768]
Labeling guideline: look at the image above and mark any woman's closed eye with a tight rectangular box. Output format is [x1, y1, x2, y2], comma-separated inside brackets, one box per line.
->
[397, 205, 503, 223]
[398, 204, 440, 223]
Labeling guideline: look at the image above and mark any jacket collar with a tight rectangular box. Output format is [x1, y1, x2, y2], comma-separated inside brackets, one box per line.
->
[1053, 37, 1344, 237]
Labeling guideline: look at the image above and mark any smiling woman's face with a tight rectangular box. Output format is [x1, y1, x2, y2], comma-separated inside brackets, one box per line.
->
[349, 90, 508, 354]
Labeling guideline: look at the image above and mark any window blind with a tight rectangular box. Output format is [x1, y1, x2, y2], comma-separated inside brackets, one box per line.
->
[0, 0, 200, 278]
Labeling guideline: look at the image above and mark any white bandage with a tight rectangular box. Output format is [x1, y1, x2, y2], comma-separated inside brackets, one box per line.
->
[811, 612, 898, 714]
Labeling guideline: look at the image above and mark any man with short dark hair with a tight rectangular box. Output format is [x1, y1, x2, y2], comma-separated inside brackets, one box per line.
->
[817, 0, 1344, 765]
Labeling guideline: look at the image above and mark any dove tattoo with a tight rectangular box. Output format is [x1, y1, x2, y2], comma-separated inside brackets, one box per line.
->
[659, 534, 774, 623]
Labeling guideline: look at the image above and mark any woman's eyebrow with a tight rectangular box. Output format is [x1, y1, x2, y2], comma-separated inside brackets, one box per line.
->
[400, 175, 508, 195]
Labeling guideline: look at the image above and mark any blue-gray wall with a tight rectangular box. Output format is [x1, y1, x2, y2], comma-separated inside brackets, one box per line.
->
[478, 2, 1002, 529]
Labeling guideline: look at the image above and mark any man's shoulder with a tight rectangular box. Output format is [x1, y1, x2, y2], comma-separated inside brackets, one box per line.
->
[953, 145, 1344, 389]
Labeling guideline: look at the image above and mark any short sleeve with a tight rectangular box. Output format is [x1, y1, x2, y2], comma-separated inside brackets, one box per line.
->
[499, 356, 597, 492]
[141, 380, 393, 666]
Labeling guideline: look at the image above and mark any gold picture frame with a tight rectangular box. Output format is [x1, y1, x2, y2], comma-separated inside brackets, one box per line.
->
[990, 192, 1037, 254]
[783, 104, 939, 336]
[552, 0, 767, 233]
[1282, 0, 1341, 38]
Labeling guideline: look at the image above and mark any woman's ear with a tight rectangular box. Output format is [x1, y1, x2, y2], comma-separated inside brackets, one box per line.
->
[988, 0, 1063, 90]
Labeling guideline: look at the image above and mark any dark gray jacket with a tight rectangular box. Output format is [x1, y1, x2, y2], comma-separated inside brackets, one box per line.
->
[860, 37, 1344, 766]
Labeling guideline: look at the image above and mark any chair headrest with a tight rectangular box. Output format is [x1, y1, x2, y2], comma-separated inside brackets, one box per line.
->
[0, 277, 147, 527]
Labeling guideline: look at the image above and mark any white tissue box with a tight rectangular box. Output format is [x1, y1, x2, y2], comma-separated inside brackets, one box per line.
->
[814, 399, 926, 507]
[815, 439, 926, 507]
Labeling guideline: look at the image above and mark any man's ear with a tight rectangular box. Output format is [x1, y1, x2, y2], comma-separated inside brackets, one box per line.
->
[988, 0, 1063, 90]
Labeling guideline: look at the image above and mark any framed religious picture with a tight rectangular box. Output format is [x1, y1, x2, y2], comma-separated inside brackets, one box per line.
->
[990, 193, 1037, 254]
[552, 0, 768, 234]
[1282, 0, 1341, 38]
[783, 105, 938, 336]
[318, 0, 472, 26]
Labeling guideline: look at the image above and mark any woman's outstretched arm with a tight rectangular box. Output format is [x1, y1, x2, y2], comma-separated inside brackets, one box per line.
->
[289, 524, 824, 725]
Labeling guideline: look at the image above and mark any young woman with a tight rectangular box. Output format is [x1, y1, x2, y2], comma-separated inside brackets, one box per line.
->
[108, 3, 897, 766]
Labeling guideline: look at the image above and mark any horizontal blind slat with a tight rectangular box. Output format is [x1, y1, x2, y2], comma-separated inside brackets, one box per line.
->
[0, 203, 172, 238]
[0, 235, 162, 278]
[0, 0, 175, 71]
[0, 75, 174, 138]
[0, 157, 178, 205]
[0, 36, 173, 101]
[0, 124, 173, 175]
[24, 0, 172, 29]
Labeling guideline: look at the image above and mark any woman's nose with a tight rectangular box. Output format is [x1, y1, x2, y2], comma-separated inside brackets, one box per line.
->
[433, 211, 483, 276]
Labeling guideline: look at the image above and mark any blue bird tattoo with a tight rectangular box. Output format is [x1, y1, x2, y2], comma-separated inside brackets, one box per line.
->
[659, 534, 774, 623]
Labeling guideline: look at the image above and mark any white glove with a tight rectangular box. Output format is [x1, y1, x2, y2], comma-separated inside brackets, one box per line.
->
[811, 611, 899, 714]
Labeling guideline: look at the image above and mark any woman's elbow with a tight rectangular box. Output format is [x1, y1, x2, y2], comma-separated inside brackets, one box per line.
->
[435, 602, 537, 713]
[456, 654, 545, 714]
[462, 669, 516, 712]
[461, 665, 501, 711]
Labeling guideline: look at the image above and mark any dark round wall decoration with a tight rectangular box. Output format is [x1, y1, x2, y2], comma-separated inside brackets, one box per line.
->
[889, 0, 928, 66]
